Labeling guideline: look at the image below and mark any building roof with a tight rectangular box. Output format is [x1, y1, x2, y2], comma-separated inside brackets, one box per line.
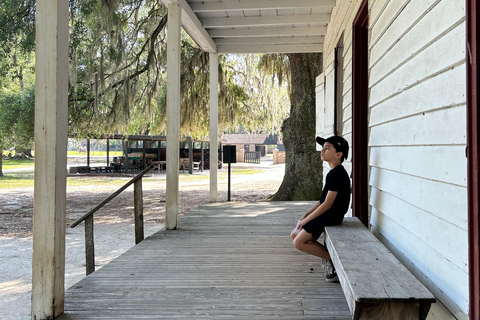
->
[221, 133, 279, 145]
[158, 0, 335, 54]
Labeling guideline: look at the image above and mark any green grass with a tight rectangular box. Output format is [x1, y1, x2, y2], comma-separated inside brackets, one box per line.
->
[68, 151, 123, 156]
[228, 169, 263, 175]
[0, 173, 164, 189]
[66, 177, 132, 187]
[2, 159, 35, 170]
[0, 171, 35, 189]
[177, 168, 262, 182]
[179, 174, 209, 182]
[0, 166, 264, 190]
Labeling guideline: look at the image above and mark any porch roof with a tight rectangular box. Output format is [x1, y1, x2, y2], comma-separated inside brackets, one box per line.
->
[158, 0, 335, 53]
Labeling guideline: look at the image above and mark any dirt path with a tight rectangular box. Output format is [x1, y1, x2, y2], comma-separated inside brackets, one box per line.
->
[0, 158, 285, 320]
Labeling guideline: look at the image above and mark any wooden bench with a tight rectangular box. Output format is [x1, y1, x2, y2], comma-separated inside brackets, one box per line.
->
[69, 166, 89, 174]
[324, 217, 436, 320]
[179, 158, 201, 173]
[90, 166, 114, 173]
[192, 161, 200, 172]
[152, 161, 166, 173]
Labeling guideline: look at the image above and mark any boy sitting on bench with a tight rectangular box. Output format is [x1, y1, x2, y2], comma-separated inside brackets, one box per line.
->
[291, 135, 351, 282]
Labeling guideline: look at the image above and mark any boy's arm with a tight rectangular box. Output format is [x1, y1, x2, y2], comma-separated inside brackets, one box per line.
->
[301, 191, 338, 225]
[301, 201, 321, 220]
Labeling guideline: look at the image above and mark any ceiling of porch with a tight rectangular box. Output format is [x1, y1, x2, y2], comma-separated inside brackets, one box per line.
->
[159, 0, 335, 54]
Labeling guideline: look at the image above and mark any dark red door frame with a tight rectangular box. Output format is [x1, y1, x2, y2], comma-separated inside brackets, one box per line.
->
[466, 1, 480, 319]
[334, 46, 340, 136]
[352, 0, 369, 227]
[334, 34, 344, 136]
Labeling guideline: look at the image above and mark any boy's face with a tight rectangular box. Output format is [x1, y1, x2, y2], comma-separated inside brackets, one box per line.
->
[321, 142, 342, 163]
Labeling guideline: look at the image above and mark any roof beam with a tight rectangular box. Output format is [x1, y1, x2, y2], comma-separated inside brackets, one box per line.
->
[214, 36, 324, 45]
[208, 26, 327, 38]
[202, 14, 331, 28]
[160, 0, 216, 52]
[217, 43, 323, 54]
[190, 0, 336, 12]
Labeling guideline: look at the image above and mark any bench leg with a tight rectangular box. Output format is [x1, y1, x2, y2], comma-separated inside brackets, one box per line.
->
[356, 302, 422, 320]
[419, 303, 432, 320]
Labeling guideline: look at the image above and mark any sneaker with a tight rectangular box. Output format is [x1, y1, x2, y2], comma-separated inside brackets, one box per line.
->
[325, 260, 339, 283]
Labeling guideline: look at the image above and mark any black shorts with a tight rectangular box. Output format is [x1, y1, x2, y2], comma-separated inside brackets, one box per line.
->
[302, 212, 345, 240]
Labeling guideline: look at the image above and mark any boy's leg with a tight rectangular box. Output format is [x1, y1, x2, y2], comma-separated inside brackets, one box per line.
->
[293, 229, 330, 260]
[291, 230, 298, 240]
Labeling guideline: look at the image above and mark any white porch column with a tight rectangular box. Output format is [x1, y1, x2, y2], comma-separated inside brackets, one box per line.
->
[209, 53, 219, 201]
[166, 1, 181, 229]
[31, 0, 69, 318]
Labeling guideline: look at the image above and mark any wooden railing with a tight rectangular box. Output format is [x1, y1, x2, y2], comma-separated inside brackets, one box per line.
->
[70, 164, 155, 275]
[244, 151, 261, 164]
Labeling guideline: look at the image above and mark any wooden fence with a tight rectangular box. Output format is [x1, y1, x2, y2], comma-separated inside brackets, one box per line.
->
[244, 151, 261, 164]
[70, 164, 154, 275]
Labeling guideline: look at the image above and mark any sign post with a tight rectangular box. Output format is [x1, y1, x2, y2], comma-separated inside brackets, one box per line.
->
[223, 145, 236, 201]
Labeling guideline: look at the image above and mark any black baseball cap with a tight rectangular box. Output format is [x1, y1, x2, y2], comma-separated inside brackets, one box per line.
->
[316, 135, 349, 162]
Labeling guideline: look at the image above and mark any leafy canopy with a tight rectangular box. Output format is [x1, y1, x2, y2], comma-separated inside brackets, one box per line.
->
[0, 0, 290, 150]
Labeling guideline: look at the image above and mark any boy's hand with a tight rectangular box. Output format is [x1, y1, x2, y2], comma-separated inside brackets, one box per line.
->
[292, 219, 303, 235]
[300, 217, 309, 226]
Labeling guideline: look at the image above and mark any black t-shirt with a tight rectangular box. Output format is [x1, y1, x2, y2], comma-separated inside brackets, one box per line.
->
[320, 164, 351, 219]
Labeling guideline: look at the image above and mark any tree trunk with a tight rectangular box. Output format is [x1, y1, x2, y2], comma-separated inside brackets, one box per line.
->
[0, 152, 3, 177]
[271, 53, 323, 201]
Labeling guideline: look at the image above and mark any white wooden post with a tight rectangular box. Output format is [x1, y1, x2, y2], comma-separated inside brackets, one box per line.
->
[209, 52, 219, 201]
[166, 1, 181, 229]
[31, 0, 69, 318]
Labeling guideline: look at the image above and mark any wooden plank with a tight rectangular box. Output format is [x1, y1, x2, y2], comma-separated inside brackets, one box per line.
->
[369, 0, 390, 31]
[217, 43, 323, 54]
[85, 215, 95, 276]
[369, 0, 433, 61]
[370, 0, 465, 85]
[322, 0, 359, 56]
[371, 208, 468, 318]
[209, 53, 218, 201]
[326, 218, 435, 300]
[315, 72, 325, 144]
[370, 64, 466, 127]
[201, 14, 331, 28]
[368, 105, 466, 147]
[352, 1, 369, 227]
[466, 1, 480, 319]
[369, 187, 468, 270]
[190, 0, 336, 12]
[370, 210, 469, 317]
[166, 3, 181, 229]
[369, 22, 466, 107]
[369, 144, 467, 187]
[31, 0, 69, 317]
[58, 202, 351, 319]
[134, 179, 144, 244]
[369, 166, 467, 229]
[325, 218, 435, 320]
[370, 0, 415, 51]
[324, 66, 336, 135]
[209, 26, 327, 38]
[356, 302, 419, 320]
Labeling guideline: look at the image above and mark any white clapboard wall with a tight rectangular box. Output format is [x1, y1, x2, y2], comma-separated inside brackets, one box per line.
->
[316, 0, 467, 319]
[315, 1, 355, 205]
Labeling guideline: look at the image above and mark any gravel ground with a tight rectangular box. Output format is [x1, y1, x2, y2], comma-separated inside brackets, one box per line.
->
[0, 156, 285, 320]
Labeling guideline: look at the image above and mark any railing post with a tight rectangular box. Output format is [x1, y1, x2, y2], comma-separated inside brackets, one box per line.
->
[134, 178, 144, 244]
[85, 215, 95, 275]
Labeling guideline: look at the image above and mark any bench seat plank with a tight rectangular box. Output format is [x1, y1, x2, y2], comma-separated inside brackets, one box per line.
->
[325, 217, 436, 320]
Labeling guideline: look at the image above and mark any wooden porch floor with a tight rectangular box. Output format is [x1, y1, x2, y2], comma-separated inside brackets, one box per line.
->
[58, 202, 351, 319]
